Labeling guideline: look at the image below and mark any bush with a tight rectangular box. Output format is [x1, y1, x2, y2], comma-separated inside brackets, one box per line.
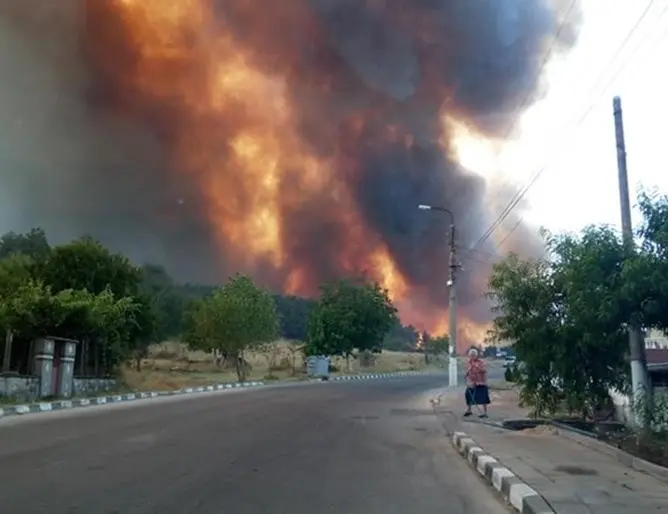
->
[611, 391, 668, 468]
[359, 350, 377, 368]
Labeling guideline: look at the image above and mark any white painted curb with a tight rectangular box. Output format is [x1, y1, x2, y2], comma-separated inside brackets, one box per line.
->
[451, 431, 555, 514]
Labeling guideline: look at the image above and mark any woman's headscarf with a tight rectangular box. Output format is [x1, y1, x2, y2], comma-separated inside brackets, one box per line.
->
[466, 348, 486, 385]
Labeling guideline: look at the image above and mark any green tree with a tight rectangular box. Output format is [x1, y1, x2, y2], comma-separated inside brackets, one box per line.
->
[0, 279, 141, 374]
[273, 294, 314, 340]
[0, 254, 34, 295]
[621, 191, 668, 332]
[0, 228, 50, 260]
[552, 227, 629, 415]
[306, 279, 398, 371]
[125, 294, 161, 371]
[35, 237, 141, 297]
[427, 335, 449, 356]
[0, 254, 36, 370]
[383, 322, 419, 352]
[489, 253, 570, 416]
[488, 227, 630, 418]
[183, 274, 278, 381]
[139, 263, 189, 340]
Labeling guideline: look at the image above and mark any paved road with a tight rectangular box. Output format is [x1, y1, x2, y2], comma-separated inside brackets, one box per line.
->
[0, 376, 507, 514]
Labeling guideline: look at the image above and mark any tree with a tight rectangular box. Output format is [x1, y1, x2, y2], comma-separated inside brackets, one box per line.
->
[273, 294, 314, 340]
[0, 276, 141, 375]
[0, 228, 50, 260]
[427, 335, 449, 356]
[621, 191, 668, 332]
[139, 263, 189, 340]
[551, 227, 629, 415]
[124, 294, 161, 372]
[0, 255, 36, 371]
[35, 237, 141, 298]
[383, 322, 419, 352]
[183, 274, 278, 381]
[305, 279, 398, 371]
[488, 226, 629, 418]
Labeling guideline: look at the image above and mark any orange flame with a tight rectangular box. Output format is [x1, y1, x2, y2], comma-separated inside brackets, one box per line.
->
[90, 0, 491, 351]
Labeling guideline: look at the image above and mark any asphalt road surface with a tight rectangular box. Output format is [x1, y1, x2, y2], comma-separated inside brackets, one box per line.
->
[0, 375, 508, 514]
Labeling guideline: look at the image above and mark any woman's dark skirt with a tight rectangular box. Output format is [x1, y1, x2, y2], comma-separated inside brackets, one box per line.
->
[465, 385, 491, 406]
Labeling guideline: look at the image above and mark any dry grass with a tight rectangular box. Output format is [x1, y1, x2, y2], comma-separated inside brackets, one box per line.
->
[120, 341, 436, 392]
[329, 350, 435, 374]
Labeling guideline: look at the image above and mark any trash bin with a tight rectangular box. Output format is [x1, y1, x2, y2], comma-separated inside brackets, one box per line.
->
[306, 355, 330, 380]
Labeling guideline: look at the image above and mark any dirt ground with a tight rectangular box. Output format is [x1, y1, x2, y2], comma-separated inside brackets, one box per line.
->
[120, 341, 439, 392]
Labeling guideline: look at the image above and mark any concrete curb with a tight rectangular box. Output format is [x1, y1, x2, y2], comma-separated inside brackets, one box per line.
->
[0, 381, 265, 419]
[451, 431, 555, 514]
[0, 370, 438, 419]
[329, 371, 434, 381]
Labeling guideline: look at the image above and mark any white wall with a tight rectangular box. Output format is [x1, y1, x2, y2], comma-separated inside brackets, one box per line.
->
[609, 388, 632, 425]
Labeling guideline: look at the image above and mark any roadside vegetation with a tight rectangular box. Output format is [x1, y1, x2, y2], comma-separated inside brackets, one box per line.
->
[488, 190, 668, 467]
[0, 228, 438, 400]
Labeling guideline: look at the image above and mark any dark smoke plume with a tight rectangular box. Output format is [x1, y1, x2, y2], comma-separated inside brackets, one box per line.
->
[0, 1, 580, 333]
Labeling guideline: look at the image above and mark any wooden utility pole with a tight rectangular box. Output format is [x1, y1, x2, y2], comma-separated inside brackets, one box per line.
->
[613, 96, 650, 422]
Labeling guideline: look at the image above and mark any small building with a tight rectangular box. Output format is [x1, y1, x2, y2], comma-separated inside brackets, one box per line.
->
[647, 348, 668, 390]
[0, 335, 116, 401]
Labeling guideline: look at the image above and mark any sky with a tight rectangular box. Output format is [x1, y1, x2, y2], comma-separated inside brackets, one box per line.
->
[456, 0, 668, 242]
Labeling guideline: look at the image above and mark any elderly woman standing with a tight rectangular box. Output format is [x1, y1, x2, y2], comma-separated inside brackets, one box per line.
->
[464, 348, 490, 418]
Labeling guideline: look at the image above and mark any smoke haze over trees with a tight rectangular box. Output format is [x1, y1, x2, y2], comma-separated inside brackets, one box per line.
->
[0, 1, 581, 337]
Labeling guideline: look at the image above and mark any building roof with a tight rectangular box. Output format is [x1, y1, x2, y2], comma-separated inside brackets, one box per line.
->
[647, 348, 668, 371]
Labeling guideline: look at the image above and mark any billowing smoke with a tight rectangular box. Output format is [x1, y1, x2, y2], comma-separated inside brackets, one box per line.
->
[0, 1, 580, 343]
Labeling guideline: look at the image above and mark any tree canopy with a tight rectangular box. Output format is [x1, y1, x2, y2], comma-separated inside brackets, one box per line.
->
[305, 279, 398, 365]
[0, 227, 422, 379]
[183, 274, 279, 380]
[488, 192, 668, 418]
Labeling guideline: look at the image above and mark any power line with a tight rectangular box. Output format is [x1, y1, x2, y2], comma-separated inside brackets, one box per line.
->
[467, 0, 661, 257]
[491, 3, 668, 253]
[487, 1, 668, 254]
[462, 0, 583, 257]
[494, 218, 523, 251]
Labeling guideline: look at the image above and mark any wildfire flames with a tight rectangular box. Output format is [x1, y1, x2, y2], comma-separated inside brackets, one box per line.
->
[0, 1, 578, 350]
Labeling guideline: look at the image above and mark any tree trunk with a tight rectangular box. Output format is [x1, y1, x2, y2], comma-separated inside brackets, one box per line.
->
[2, 329, 13, 373]
[346, 354, 352, 373]
[94, 339, 100, 376]
[233, 352, 246, 382]
[79, 339, 87, 376]
[213, 349, 225, 367]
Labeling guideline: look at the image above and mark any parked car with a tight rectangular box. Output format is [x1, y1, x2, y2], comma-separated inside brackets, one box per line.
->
[503, 355, 517, 368]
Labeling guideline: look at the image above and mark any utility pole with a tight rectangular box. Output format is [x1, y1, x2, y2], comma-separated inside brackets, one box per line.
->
[447, 223, 458, 387]
[613, 96, 650, 423]
[418, 204, 458, 386]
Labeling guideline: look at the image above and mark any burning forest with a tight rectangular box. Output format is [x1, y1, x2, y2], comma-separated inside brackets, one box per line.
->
[0, 1, 580, 349]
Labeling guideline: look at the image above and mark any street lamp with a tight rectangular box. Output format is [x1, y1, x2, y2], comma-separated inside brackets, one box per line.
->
[418, 203, 458, 387]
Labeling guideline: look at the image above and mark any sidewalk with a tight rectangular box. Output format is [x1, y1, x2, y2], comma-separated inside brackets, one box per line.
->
[435, 388, 668, 513]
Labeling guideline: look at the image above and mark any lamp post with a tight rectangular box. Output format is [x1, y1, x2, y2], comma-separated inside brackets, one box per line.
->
[418, 204, 458, 386]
